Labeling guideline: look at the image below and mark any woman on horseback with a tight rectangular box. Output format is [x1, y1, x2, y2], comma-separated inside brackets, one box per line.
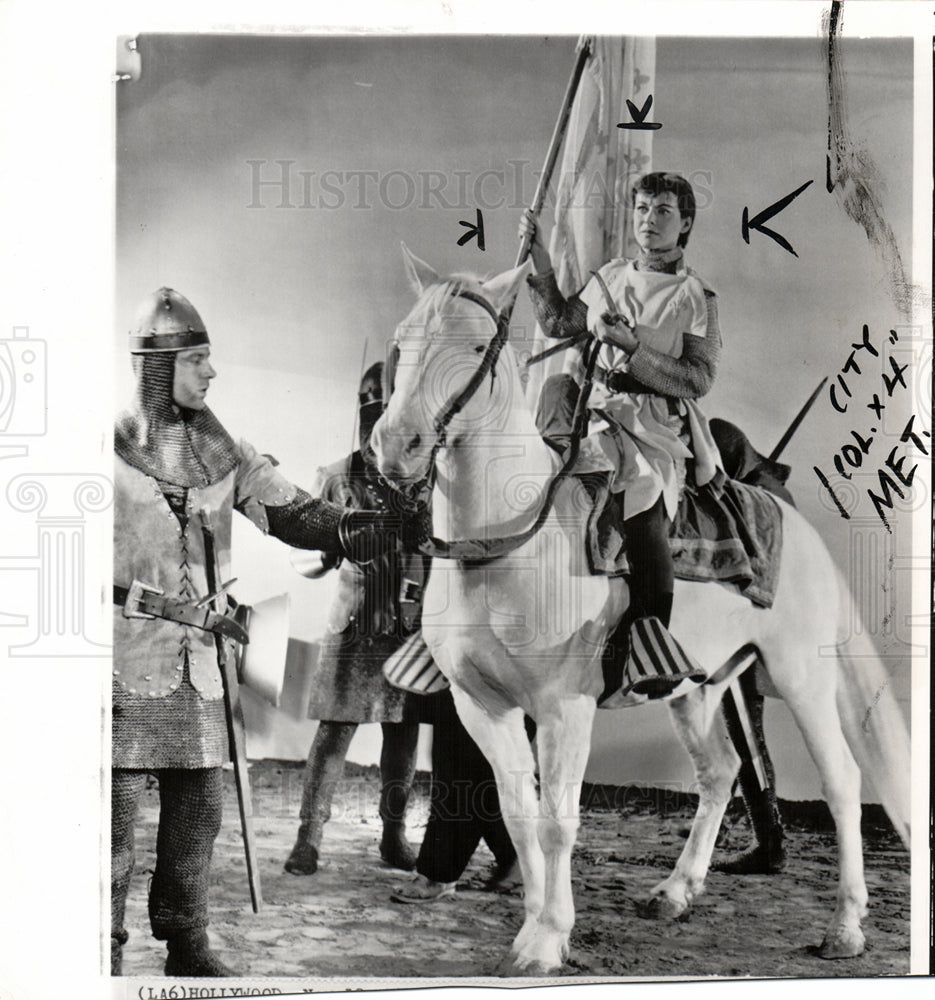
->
[520, 171, 723, 698]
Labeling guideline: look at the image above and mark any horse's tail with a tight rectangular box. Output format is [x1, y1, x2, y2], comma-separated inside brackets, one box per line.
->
[833, 568, 911, 847]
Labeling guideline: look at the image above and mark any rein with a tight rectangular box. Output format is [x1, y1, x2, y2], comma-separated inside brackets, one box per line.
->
[410, 287, 599, 566]
[429, 289, 510, 457]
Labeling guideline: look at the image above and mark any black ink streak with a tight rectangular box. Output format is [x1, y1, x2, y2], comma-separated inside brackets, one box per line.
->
[741, 180, 813, 257]
[825, 1, 913, 315]
[852, 324, 879, 357]
[828, 384, 850, 413]
[882, 355, 908, 397]
[900, 414, 929, 454]
[814, 465, 851, 520]
[617, 94, 662, 131]
[868, 463, 907, 533]
[841, 351, 862, 377]
[826, 0, 844, 194]
[866, 415, 930, 532]
[457, 208, 485, 251]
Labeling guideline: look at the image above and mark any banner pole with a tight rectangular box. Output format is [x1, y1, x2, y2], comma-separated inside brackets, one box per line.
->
[513, 35, 594, 272]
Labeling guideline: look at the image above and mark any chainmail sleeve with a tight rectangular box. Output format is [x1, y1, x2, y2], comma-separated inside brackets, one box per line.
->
[625, 291, 721, 399]
[265, 488, 344, 550]
[526, 270, 590, 339]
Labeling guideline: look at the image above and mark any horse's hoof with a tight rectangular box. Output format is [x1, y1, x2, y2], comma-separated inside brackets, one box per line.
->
[379, 831, 418, 872]
[635, 894, 688, 921]
[284, 843, 319, 876]
[495, 955, 524, 977]
[496, 955, 561, 978]
[818, 928, 865, 959]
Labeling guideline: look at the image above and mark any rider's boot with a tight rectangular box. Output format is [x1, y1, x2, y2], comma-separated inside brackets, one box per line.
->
[598, 606, 636, 705]
[622, 592, 705, 698]
[614, 498, 705, 700]
[600, 496, 705, 705]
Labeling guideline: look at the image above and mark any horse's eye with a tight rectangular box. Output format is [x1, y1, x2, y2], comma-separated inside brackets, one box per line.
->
[474, 345, 485, 354]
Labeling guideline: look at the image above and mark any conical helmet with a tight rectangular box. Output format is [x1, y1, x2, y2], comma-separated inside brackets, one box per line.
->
[129, 287, 210, 354]
[116, 287, 236, 487]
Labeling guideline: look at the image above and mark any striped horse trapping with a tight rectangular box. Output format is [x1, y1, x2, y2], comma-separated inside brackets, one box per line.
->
[623, 616, 707, 697]
[382, 631, 450, 694]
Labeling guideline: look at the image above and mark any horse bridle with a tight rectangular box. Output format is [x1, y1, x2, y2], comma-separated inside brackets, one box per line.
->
[382, 284, 600, 565]
[427, 288, 510, 458]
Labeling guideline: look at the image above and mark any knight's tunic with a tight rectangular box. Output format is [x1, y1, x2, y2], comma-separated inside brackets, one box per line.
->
[113, 440, 298, 769]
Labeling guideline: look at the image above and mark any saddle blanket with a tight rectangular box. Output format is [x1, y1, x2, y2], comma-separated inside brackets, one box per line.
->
[586, 475, 783, 609]
[383, 466, 784, 697]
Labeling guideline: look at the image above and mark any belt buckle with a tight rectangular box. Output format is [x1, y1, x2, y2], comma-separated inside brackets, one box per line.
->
[122, 578, 163, 619]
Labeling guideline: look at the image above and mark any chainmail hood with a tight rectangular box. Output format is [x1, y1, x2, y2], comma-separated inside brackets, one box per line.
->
[115, 288, 238, 487]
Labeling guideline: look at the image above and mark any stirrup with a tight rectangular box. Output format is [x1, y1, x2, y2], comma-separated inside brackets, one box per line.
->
[600, 617, 706, 708]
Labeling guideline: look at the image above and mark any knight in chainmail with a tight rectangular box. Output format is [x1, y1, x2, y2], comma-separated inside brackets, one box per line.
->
[284, 363, 428, 878]
[112, 288, 426, 977]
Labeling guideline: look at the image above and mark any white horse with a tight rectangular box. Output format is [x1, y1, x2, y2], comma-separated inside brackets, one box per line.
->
[371, 247, 911, 977]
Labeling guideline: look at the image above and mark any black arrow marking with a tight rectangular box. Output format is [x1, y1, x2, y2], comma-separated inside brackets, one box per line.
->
[741, 179, 813, 256]
[457, 208, 485, 251]
[617, 94, 662, 131]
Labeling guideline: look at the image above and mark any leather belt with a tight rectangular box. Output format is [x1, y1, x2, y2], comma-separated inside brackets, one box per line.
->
[595, 368, 676, 410]
[114, 583, 249, 644]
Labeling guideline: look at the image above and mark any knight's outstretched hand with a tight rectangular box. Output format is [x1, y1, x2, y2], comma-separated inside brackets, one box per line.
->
[337, 504, 432, 565]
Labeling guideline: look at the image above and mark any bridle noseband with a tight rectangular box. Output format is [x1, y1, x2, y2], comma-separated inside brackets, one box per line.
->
[428, 289, 509, 453]
[383, 284, 599, 565]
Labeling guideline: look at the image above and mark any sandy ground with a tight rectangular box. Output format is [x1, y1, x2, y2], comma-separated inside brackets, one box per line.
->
[118, 760, 910, 986]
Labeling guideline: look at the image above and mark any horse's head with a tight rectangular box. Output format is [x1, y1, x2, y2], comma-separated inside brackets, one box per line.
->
[371, 244, 531, 488]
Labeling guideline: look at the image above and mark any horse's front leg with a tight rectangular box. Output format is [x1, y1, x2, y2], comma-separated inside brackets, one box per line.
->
[459, 690, 596, 977]
[449, 691, 545, 967]
[643, 686, 738, 919]
[513, 693, 596, 975]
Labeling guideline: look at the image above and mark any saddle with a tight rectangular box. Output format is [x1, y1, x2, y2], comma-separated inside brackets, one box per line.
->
[580, 423, 787, 610]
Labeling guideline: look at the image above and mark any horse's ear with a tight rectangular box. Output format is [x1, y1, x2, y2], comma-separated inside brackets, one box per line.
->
[482, 260, 533, 312]
[401, 243, 440, 295]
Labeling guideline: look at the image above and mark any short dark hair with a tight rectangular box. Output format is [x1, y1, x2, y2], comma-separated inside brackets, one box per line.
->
[630, 172, 696, 247]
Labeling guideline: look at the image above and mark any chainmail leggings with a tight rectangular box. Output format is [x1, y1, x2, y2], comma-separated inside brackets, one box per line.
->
[112, 767, 224, 943]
